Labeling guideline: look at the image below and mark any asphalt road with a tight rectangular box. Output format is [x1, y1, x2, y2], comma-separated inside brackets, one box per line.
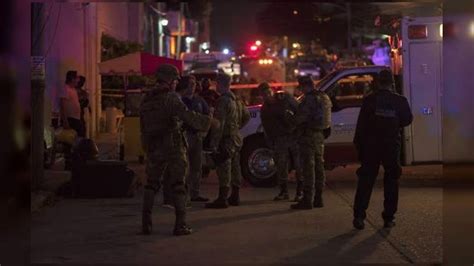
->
[31, 165, 442, 265]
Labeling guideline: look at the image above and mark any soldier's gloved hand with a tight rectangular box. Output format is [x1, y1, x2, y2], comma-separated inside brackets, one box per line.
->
[323, 127, 331, 139]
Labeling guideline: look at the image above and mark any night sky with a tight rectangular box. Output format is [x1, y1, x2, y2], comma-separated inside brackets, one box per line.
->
[210, 1, 267, 54]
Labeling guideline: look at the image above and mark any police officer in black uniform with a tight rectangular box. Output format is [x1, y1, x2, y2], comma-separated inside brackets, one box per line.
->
[352, 69, 413, 230]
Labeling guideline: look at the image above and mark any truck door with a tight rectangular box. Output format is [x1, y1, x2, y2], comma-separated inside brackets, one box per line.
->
[324, 73, 378, 166]
[408, 42, 442, 162]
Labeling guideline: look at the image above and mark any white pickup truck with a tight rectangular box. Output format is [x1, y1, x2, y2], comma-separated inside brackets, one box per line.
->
[238, 66, 390, 187]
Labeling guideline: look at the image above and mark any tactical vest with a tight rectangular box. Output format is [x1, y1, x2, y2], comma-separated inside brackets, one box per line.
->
[139, 90, 179, 136]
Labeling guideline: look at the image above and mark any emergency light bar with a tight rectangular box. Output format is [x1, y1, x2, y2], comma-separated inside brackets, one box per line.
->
[258, 59, 274, 65]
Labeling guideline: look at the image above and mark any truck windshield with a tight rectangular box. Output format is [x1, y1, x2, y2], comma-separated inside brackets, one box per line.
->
[315, 70, 341, 91]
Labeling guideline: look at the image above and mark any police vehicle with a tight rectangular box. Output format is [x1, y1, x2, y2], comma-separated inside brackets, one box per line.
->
[238, 66, 389, 187]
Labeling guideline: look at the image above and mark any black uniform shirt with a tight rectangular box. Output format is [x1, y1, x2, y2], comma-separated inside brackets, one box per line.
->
[354, 88, 413, 148]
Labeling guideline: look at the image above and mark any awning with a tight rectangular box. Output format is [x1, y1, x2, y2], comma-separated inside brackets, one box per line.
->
[98, 52, 183, 76]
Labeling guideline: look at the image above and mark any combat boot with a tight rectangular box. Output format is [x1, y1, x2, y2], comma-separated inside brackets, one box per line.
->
[293, 180, 304, 202]
[228, 186, 240, 206]
[384, 220, 396, 228]
[142, 188, 155, 235]
[353, 218, 365, 230]
[313, 188, 324, 208]
[205, 187, 229, 209]
[274, 184, 289, 201]
[290, 195, 313, 210]
[173, 210, 193, 236]
[173, 191, 193, 236]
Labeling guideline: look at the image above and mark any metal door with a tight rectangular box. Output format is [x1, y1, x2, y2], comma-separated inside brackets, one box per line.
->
[409, 42, 442, 162]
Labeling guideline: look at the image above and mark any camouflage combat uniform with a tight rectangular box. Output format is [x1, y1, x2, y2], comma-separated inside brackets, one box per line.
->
[260, 91, 303, 200]
[206, 91, 250, 208]
[140, 83, 211, 234]
[290, 88, 332, 209]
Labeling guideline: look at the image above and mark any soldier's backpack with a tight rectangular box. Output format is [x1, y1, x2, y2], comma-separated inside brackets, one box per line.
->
[314, 90, 332, 130]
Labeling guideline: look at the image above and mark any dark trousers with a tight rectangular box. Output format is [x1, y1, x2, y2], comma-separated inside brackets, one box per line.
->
[64, 117, 85, 170]
[67, 117, 85, 138]
[353, 142, 402, 221]
[186, 132, 203, 198]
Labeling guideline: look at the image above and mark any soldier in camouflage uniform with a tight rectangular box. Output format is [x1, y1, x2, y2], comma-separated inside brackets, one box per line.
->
[290, 76, 332, 210]
[140, 64, 211, 236]
[205, 73, 250, 209]
[258, 82, 304, 201]
[178, 75, 211, 202]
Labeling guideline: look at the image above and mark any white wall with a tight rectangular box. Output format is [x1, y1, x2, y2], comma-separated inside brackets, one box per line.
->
[44, 3, 86, 119]
[97, 2, 130, 41]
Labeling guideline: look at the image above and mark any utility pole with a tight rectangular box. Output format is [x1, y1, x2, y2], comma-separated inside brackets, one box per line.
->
[31, 2, 45, 190]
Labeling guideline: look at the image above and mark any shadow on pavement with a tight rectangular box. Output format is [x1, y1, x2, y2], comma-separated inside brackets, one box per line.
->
[192, 208, 293, 230]
[284, 229, 397, 264]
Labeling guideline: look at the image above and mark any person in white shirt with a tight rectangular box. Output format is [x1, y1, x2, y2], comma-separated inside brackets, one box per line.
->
[59, 71, 84, 137]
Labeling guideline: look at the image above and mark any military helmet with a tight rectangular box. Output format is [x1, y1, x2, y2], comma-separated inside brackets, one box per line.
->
[257, 82, 271, 94]
[297, 75, 314, 89]
[155, 64, 180, 83]
[216, 73, 231, 86]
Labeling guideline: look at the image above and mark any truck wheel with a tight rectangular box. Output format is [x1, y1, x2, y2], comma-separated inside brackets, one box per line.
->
[241, 134, 277, 187]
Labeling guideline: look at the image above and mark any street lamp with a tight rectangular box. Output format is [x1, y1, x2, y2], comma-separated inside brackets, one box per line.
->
[160, 18, 169, 26]
[223, 48, 230, 54]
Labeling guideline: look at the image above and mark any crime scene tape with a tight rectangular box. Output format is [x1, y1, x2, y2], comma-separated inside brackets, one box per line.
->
[101, 80, 324, 96]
